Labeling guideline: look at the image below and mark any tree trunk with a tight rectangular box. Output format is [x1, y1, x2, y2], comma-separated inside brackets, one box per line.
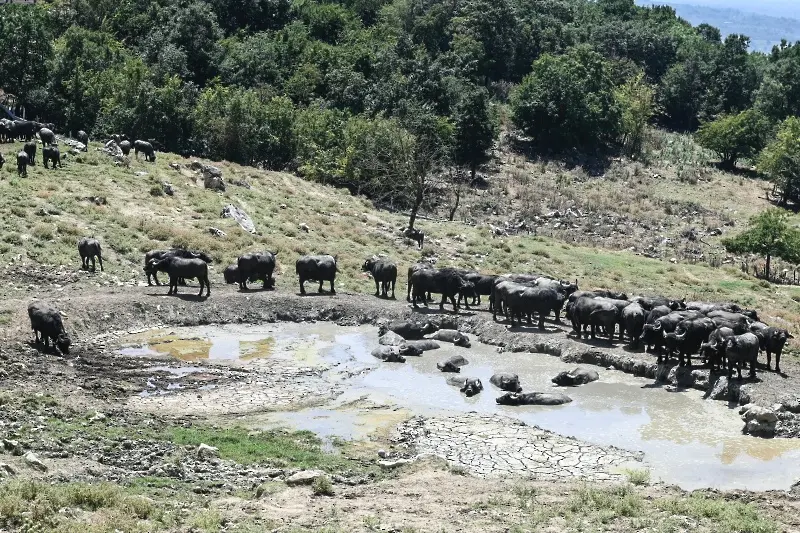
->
[766, 253, 771, 281]
[470, 161, 477, 183]
[449, 187, 461, 221]
[408, 187, 423, 231]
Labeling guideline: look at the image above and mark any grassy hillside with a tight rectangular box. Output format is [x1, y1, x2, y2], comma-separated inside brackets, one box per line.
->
[1, 139, 799, 334]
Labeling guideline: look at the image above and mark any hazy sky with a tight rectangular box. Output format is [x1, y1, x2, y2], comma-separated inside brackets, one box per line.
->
[661, 0, 800, 18]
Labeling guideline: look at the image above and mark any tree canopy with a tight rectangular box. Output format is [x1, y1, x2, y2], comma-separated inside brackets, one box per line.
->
[722, 209, 800, 280]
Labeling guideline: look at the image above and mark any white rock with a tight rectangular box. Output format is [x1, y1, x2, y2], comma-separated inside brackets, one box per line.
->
[286, 470, 325, 486]
[24, 452, 47, 472]
[196, 443, 220, 459]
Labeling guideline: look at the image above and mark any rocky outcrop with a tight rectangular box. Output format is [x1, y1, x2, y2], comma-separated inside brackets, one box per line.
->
[203, 165, 225, 191]
[220, 204, 255, 233]
[740, 404, 778, 437]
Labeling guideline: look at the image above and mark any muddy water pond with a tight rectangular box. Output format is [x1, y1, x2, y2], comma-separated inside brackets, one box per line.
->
[119, 323, 800, 491]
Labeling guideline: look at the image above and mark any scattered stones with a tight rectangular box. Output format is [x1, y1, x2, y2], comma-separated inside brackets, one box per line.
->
[551, 368, 599, 387]
[169, 163, 181, 170]
[203, 165, 225, 191]
[3, 439, 21, 455]
[89, 411, 107, 422]
[0, 463, 15, 477]
[220, 204, 256, 233]
[162, 182, 175, 196]
[706, 376, 730, 401]
[299, 223, 310, 233]
[208, 227, 226, 238]
[378, 458, 414, 469]
[741, 404, 779, 437]
[24, 451, 47, 472]
[286, 470, 325, 486]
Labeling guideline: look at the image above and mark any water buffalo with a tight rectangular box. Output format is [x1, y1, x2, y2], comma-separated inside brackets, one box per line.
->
[77, 130, 89, 149]
[495, 392, 572, 406]
[38, 127, 55, 146]
[371, 346, 407, 363]
[411, 268, 474, 313]
[455, 271, 497, 307]
[460, 377, 483, 397]
[372, 344, 421, 361]
[707, 310, 751, 334]
[404, 339, 440, 351]
[237, 251, 278, 290]
[296, 254, 337, 295]
[723, 332, 760, 380]
[566, 297, 619, 343]
[645, 305, 672, 325]
[42, 146, 61, 169]
[28, 301, 71, 354]
[0, 119, 11, 142]
[621, 302, 645, 346]
[16, 151, 28, 177]
[134, 140, 156, 161]
[379, 320, 436, 340]
[428, 329, 471, 348]
[146, 256, 210, 297]
[437, 355, 469, 373]
[78, 237, 104, 272]
[506, 286, 566, 328]
[490, 373, 522, 392]
[592, 289, 628, 300]
[362, 256, 397, 298]
[552, 368, 599, 386]
[23, 141, 36, 166]
[119, 140, 132, 156]
[662, 317, 716, 366]
[700, 327, 735, 371]
[223, 264, 239, 284]
[144, 249, 213, 286]
[407, 261, 435, 302]
[632, 296, 684, 311]
[11, 120, 42, 141]
[402, 227, 424, 248]
[761, 327, 793, 373]
[639, 311, 701, 354]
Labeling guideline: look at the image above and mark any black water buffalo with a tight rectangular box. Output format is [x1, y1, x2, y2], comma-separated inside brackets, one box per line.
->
[460, 377, 483, 397]
[428, 329, 471, 347]
[134, 140, 156, 161]
[566, 297, 619, 343]
[407, 261, 435, 302]
[491, 279, 527, 320]
[700, 327, 736, 371]
[42, 146, 60, 169]
[490, 373, 522, 392]
[632, 296, 684, 311]
[621, 302, 645, 346]
[662, 317, 716, 366]
[506, 287, 565, 328]
[761, 327, 793, 373]
[77, 130, 89, 149]
[144, 249, 213, 286]
[405, 339, 440, 351]
[592, 289, 628, 300]
[119, 140, 132, 155]
[402, 227, 424, 248]
[78, 237, 104, 272]
[0, 152, 3, 169]
[223, 264, 239, 284]
[0, 119, 10, 142]
[379, 320, 436, 340]
[552, 368, 599, 386]
[16, 151, 28, 177]
[11, 120, 42, 141]
[38, 127, 55, 146]
[146, 256, 211, 297]
[495, 391, 572, 406]
[723, 332, 760, 380]
[362, 256, 397, 298]
[639, 311, 701, 353]
[411, 268, 474, 313]
[707, 310, 751, 334]
[458, 271, 497, 307]
[23, 141, 36, 166]
[645, 305, 672, 325]
[437, 355, 469, 373]
[237, 251, 278, 290]
[371, 346, 407, 363]
[296, 254, 337, 295]
[28, 301, 71, 354]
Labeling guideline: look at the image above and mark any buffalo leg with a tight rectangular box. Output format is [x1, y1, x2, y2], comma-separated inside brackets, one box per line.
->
[330, 279, 335, 295]
[90, 256, 96, 272]
[98, 255, 104, 272]
[374, 279, 380, 297]
[390, 280, 395, 299]
[776, 350, 782, 374]
[318, 280, 324, 293]
[439, 294, 446, 311]
[538, 314, 545, 330]
[766, 349, 772, 371]
[449, 295, 459, 314]
[299, 279, 306, 295]
[154, 272, 161, 286]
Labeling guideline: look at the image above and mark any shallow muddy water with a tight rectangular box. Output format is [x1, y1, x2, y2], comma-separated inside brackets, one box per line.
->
[119, 323, 800, 491]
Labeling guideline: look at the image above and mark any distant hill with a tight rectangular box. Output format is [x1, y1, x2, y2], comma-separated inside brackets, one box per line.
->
[637, 1, 800, 53]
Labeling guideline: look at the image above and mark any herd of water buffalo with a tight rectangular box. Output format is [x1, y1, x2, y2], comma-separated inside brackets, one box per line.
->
[27, 240, 794, 386]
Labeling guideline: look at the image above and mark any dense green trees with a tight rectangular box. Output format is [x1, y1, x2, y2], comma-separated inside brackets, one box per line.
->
[757, 117, 800, 206]
[696, 109, 770, 169]
[511, 46, 620, 151]
[6, 0, 800, 219]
